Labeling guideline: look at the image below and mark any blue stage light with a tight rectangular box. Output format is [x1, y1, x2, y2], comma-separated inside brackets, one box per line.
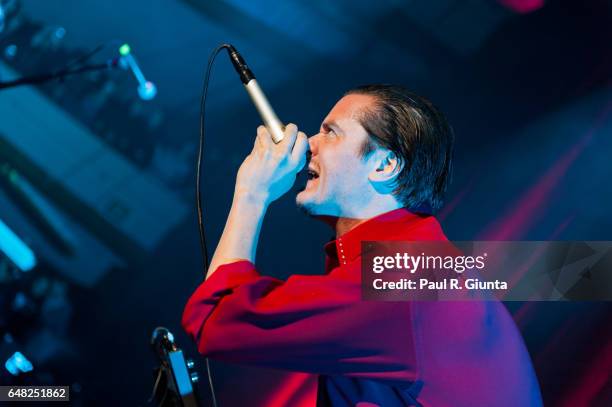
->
[0, 219, 37, 272]
[5, 352, 33, 376]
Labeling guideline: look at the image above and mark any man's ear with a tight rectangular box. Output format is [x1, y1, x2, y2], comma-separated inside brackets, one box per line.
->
[368, 150, 402, 186]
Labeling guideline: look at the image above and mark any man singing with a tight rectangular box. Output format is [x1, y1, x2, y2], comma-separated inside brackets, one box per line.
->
[182, 85, 542, 406]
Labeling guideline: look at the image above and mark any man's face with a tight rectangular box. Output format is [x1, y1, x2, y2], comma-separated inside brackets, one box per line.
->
[296, 93, 378, 217]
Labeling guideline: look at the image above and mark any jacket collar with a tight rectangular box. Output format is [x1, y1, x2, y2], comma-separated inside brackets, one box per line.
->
[324, 208, 438, 267]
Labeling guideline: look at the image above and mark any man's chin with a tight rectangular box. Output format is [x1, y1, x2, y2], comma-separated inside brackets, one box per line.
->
[296, 198, 339, 228]
[296, 192, 320, 216]
[296, 193, 312, 213]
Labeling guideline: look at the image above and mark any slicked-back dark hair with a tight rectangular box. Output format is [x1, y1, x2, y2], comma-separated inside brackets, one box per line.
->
[346, 84, 454, 212]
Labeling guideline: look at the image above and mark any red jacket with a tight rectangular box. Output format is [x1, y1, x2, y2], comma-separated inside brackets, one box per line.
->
[183, 208, 542, 406]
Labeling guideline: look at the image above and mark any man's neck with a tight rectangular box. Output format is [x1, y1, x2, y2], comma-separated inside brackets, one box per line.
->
[310, 198, 403, 237]
[334, 201, 404, 237]
[335, 217, 369, 237]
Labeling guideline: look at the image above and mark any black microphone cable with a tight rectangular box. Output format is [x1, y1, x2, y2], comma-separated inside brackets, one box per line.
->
[197, 42, 284, 407]
[196, 43, 232, 407]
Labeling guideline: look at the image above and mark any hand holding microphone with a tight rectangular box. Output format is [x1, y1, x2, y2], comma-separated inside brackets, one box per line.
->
[224, 44, 309, 204]
[235, 123, 309, 206]
[195, 45, 308, 405]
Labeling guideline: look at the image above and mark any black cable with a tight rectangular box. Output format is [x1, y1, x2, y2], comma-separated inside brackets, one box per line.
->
[62, 40, 123, 71]
[147, 367, 164, 404]
[0, 59, 118, 90]
[63, 43, 106, 71]
[196, 43, 232, 407]
[0, 41, 123, 90]
[196, 43, 231, 274]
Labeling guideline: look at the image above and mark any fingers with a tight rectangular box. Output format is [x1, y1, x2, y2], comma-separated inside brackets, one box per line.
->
[255, 124, 305, 169]
[256, 125, 273, 150]
[279, 123, 298, 155]
[290, 131, 309, 171]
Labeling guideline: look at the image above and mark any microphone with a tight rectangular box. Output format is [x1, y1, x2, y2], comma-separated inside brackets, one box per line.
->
[225, 45, 285, 143]
[118, 43, 157, 101]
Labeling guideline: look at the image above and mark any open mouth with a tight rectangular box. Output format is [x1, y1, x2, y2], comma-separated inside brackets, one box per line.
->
[307, 169, 319, 180]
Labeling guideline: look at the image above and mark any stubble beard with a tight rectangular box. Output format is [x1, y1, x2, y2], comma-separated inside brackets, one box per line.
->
[296, 193, 316, 216]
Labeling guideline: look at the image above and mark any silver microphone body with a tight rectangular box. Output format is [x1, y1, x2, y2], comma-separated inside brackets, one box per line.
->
[244, 79, 285, 143]
[225, 44, 284, 143]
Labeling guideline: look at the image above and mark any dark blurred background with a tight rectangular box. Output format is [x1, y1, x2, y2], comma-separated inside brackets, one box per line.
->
[0, 0, 610, 405]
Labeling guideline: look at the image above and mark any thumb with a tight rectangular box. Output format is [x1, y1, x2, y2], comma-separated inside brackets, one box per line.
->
[290, 131, 309, 171]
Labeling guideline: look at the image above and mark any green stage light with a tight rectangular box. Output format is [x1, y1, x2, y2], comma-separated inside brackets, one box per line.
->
[119, 43, 131, 56]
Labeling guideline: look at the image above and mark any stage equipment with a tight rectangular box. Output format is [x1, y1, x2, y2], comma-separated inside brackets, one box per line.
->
[150, 327, 201, 407]
[117, 43, 157, 101]
[0, 61, 187, 284]
[0, 42, 157, 101]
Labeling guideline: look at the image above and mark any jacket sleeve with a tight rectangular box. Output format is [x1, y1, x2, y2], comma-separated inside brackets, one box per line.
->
[182, 261, 417, 384]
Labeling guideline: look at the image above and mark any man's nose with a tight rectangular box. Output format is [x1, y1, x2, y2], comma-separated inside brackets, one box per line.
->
[308, 133, 320, 156]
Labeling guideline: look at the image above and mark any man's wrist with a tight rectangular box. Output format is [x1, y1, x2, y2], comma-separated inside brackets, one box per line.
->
[233, 189, 270, 210]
